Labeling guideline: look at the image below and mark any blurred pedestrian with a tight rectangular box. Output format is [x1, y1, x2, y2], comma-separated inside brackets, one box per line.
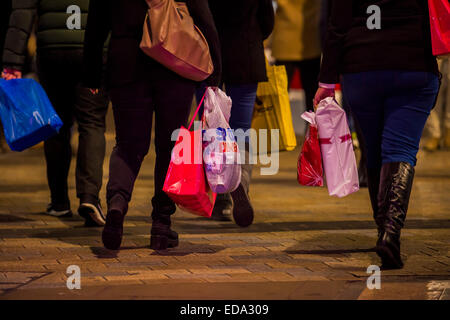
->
[422, 57, 450, 151]
[315, 0, 439, 269]
[82, 0, 221, 250]
[0, 0, 11, 72]
[203, 0, 274, 226]
[0, 0, 12, 153]
[319, 0, 368, 187]
[272, 0, 322, 111]
[1, 0, 110, 226]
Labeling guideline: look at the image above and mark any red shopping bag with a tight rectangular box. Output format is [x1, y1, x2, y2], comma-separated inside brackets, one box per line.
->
[297, 112, 323, 187]
[428, 0, 450, 56]
[163, 92, 216, 217]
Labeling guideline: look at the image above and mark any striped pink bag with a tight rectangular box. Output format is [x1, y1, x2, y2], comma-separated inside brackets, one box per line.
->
[316, 97, 359, 198]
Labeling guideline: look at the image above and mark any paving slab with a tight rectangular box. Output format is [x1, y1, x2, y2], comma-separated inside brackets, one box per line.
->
[0, 135, 449, 300]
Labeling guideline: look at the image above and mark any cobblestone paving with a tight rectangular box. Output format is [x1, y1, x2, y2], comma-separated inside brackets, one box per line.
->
[0, 133, 449, 299]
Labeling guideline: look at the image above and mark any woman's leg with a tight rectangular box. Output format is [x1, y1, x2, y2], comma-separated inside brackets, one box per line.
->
[342, 72, 385, 229]
[151, 76, 196, 250]
[226, 83, 258, 227]
[376, 71, 440, 269]
[38, 53, 77, 216]
[102, 81, 153, 250]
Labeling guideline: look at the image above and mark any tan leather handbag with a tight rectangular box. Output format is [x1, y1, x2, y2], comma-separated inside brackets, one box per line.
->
[140, 0, 214, 81]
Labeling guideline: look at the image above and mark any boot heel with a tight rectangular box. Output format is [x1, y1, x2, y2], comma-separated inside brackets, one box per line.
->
[150, 235, 179, 250]
[150, 235, 169, 250]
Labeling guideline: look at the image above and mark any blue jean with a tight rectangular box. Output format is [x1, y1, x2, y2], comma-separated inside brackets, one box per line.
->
[197, 83, 258, 132]
[342, 71, 439, 169]
[227, 84, 258, 132]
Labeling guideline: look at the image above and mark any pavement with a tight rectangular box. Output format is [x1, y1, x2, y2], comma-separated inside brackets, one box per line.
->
[0, 124, 449, 300]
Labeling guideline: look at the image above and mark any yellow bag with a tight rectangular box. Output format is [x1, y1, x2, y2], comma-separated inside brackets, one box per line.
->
[252, 62, 297, 152]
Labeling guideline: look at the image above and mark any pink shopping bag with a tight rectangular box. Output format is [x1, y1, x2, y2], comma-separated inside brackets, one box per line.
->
[163, 92, 216, 217]
[316, 97, 359, 198]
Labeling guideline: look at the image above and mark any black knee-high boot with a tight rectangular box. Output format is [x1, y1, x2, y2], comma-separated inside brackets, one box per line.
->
[376, 162, 414, 269]
[150, 192, 179, 250]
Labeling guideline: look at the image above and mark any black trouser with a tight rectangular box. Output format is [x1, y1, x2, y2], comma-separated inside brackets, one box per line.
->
[37, 49, 109, 207]
[275, 57, 321, 111]
[107, 74, 195, 212]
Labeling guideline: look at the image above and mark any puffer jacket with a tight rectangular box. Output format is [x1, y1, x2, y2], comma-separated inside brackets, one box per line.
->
[2, 0, 99, 71]
[0, 0, 12, 70]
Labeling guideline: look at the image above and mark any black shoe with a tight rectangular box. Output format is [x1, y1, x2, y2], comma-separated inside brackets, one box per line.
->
[230, 184, 254, 227]
[230, 159, 254, 227]
[46, 203, 72, 218]
[375, 162, 414, 270]
[210, 193, 232, 221]
[150, 221, 179, 250]
[150, 193, 178, 250]
[102, 195, 127, 250]
[78, 195, 106, 227]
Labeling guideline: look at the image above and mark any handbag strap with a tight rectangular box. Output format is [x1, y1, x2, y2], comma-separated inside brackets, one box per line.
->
[188, 88, 207, 131]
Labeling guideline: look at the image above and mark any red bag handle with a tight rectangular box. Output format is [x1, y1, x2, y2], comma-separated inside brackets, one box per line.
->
[188, 89, 207, 131]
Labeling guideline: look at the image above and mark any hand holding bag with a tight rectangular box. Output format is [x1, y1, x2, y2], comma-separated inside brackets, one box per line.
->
[316, 97, 359, 198]
[140, 0, 214, 81]
[0, 79, 63, 152]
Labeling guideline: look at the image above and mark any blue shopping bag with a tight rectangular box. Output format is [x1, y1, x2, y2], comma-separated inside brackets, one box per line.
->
[0, 79, 63, 151]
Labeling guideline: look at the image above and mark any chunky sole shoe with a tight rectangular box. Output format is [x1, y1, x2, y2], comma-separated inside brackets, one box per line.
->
[210, 194, 232, 221]
[46, 203, 72, 218]
[79, 203, 106, 226]
[211, 211, 232, 221]
[230, 184, 254, 228]
[102, 210, 124, 250]
[150, 234, 179, 250]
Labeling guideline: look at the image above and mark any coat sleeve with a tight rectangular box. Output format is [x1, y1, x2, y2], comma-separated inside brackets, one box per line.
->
[318, 0, 352, 84]
[82, 0, 111, 88]
[186, 0, 222, 86]
[2, 0, 38, 71]
[257, 0, 275, 40]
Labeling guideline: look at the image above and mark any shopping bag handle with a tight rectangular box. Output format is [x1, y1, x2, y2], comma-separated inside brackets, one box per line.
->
[188, 88, 207, 131]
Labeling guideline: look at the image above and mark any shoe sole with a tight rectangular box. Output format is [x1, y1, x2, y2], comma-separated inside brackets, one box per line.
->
[79, 203, 105, 226]
[102, 210, 124, 250]
[210, 214, 232, 221]
[375, 245, 403, 269]
[150, 235, 179, 250]
[46, 210, 73, 218]
[230, 184, 254, 228]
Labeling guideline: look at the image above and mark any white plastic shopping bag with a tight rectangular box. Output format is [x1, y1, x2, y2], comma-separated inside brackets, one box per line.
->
[316, 97, 359, 197]
[202, 87, 241, 194]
